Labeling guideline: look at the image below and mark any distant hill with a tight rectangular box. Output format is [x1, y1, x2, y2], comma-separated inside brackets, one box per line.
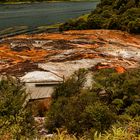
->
[60, 0, 140, 34]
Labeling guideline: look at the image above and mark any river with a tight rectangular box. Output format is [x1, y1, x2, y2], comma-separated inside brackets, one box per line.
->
[0, 1, 98, 35]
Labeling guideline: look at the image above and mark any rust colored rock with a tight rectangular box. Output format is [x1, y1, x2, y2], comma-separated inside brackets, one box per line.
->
[92, 62, 112, 70]
[115, 66, 126, 73]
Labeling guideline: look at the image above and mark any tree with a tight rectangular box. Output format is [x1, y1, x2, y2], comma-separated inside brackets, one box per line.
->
[46, 67, 140, 136]
[0, 76, 36, 139]
[59, 0, 140, 34]
[46, 69, 115, 135]
[128, 18, 140, 33]
[92, 68, 140, 116]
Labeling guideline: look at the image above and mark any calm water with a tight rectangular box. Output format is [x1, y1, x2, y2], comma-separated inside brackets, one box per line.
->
[0, 2, 98, 30]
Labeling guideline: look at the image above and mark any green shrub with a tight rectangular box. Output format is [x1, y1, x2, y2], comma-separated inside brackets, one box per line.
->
[87, 14, 106, 29]
[59, 0, 140, 34]
[93, 68, 140, 115]
[46, 68, 140, 137]
[52, 69, 87, 99]
[128, 18, 140, 33]
[46, 69, 116, 135]
[0, 76, 36, 139]
[46, 90, 115, 135]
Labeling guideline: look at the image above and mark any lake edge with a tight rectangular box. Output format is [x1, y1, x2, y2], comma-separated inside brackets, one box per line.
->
[0, 0, 99, 5]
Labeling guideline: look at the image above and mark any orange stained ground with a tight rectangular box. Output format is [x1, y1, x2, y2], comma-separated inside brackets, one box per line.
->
[11, 33, 80, 40]
[10, 30, 140, 47]
[0, 44, 61, 64]
[115, 66, 126, 73]
[65, 30, 140, 45]
[95, 65, 126, 74]
[1, 30, 140, 74]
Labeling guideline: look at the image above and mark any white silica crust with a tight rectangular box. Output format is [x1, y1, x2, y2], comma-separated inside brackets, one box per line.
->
[21, 71, 63, 83]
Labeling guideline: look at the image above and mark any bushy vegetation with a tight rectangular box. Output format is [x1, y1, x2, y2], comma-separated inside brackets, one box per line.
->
[46, 68, 140, 139]
[1, 68, 140, 139]
[0, 76, 36, 139]
[59, 0, 140, 34]
[45, 121, 140, 140]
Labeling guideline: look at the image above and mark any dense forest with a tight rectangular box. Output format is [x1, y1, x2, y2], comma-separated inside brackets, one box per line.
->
[60, 0, 140, 33]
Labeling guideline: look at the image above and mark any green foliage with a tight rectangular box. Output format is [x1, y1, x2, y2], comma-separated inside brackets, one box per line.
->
[128, 18, 140, 33]
[2, 68, 140, 138]
[87, 15, 105, 29]
[52, 69, 87, 99]
[93, 68, 140, 116]
[44, 121, 140, 140]
[46, 67, 140, 137]
[82, 103, 115, 132]
[46, 70, 88, 133]
[0, 76, 36, 139]
[93, 120, 140, 140]
[51, 129, 79, 140]
[125, 103, 140, 117]
[60, 0, 140, 34]
[46, 69, 116, 135]
[59, 18, 87, 31]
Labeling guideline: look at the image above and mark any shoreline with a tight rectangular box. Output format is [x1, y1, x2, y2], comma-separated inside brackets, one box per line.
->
[0, 0, 99, 5]
[0, 24, 61, 39]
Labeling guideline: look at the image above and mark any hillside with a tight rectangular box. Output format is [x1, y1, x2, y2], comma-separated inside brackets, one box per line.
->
[0, 29, 140, 139]
[60, 0, 140, 33]
[0, 0, 140, 139]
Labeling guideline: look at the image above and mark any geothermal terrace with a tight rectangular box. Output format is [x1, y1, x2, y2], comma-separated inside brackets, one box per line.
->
[0, 30, 140, 77]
